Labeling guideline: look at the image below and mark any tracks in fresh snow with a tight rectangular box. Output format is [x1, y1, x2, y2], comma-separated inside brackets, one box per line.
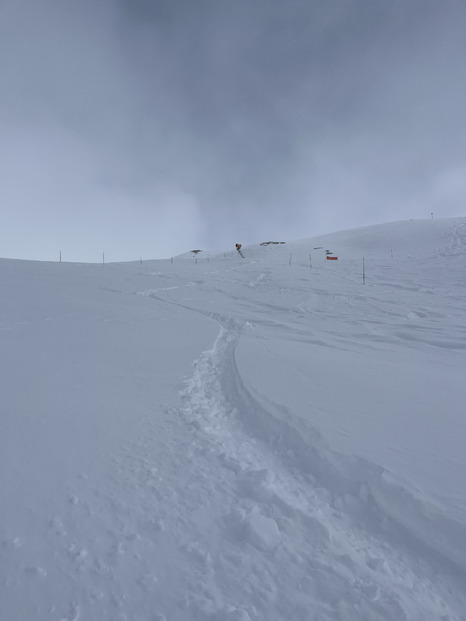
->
[176, 310, 466, 620]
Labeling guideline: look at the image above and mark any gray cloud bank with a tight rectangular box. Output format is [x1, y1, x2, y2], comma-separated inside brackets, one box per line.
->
[1, 0, 466, 261]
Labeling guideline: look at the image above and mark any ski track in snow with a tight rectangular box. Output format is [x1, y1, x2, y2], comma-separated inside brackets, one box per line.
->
[169, 308, 466, 620]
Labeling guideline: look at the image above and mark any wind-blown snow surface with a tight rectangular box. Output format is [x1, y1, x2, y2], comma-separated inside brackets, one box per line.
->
[1, 218, 466, 620]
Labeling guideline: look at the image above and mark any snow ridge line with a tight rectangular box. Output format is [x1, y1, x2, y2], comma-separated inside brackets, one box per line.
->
[179, 315, 466, 617]
[232, 361, 466, 577]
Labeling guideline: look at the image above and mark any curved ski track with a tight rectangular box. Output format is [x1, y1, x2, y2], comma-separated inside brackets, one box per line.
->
[144, 288, 466, 620]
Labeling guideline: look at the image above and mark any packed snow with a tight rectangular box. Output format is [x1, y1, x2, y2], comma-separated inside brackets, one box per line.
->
[1, 217, 466, 620]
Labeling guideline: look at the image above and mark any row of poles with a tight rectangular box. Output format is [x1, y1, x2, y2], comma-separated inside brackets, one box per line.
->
[59, 251, 106, 263]
[59, 251, 145, 265]
[58, 250, 368, 284]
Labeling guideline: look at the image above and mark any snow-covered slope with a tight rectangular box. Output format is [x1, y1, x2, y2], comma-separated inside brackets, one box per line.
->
[1, 218, 466, 620]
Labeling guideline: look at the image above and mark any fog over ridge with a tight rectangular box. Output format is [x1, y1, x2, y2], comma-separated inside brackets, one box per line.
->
[1, 0, 465, 261]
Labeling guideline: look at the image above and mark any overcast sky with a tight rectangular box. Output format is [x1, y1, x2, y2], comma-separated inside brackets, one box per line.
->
[1, 0, 466, 262]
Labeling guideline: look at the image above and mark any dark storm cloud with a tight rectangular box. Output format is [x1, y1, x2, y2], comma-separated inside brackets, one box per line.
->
[1, 0, 466, 260]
